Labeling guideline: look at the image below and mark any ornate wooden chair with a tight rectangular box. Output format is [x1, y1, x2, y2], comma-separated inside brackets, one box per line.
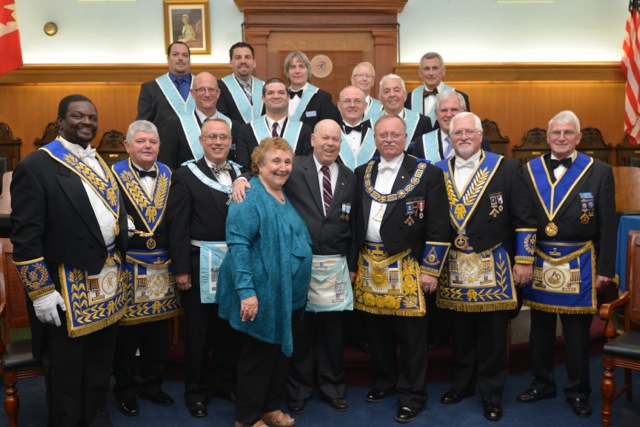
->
[578, 127, 613, 164]
[481, 118, 509, 157]
[599, 230, 640, 426]
[512, 127, 549, 164]
[0, 238, 44, 427]
[33, 122, 59, 148]
[97, 129, 128, 166]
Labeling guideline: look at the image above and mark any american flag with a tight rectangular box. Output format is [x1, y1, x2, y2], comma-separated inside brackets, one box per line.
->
[623, 0, 640, 145]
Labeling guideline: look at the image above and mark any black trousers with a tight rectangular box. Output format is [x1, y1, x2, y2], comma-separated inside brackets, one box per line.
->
[529, 309, 593, 399]
[236, 308, 303, 424]
[449, 310, 511, 403]
[112, 319, 170, 400]
[42, 319, 119, 427]
[286, 311, 346, 402]
[364, 311, 429, 410]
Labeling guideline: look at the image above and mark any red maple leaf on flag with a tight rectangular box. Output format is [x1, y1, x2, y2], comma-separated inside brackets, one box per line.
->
[0, 0, 16, 26]
[0, 0, 23, 77]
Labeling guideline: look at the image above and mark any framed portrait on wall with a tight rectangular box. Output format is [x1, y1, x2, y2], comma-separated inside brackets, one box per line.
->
[163, 0, 210, 55]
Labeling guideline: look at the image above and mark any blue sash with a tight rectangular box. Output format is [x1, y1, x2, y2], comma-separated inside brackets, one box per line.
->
[524, 241, 596, 314]
[221, 75, 264, 123]
[526, 152, 593, 225]
[339, 127, 376, 171]
[364, 98, 382, 122]
[420, 130, 445, 162]
[42, 140, 120, 218]
[307, 255, 353, 312]
[250, 118, 303, 152]
[199, 241, 227, 303]
[186, 160, 241, 195]
[112, 160, 171, 234]
[155, 73, 196, 118]
[290, 84, 320, 121]
[178, 111, 234, 161]
[410, 83, 454, 122]
[121, 249, 181, 325]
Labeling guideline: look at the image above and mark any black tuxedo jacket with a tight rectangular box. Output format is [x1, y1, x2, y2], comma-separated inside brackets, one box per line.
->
[166, 158, 238, 274]
[353, 154, 450, 261]
[235, 118, 313, 172]
[136, 78, 192, 126]
[523, 155, 617, 277]
[158, 112, 241, 169]
[216, 78, 261, 124]
[408, 114, 433, 144]
[291, 88, 335, 130]
[284, 155, 358, 270]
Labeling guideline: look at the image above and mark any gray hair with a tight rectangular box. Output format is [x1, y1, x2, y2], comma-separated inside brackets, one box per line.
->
[126, 120, 159, 142]
[420, 52, 445, 67]
[378, 74, 406, 93]
[352, 61, 375, 78]
[284, 51, 312, 83]
[449, 112, 482, 134]
[435, 91, 466, 112]
[548, 110, 581, 133]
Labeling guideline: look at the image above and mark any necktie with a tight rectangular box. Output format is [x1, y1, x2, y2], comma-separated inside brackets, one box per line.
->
[443, 135, 453, 159]
[272, 122, 279, 137]
[241, 81, 253, 104]
[344, 124, 363, 134]
[289, 89, 303, 99]
[550, 157, 572, 169]
[176, 77, 190, 101]
[321, 165, 332, 216]
[211, 162, 232, 174]
[423, 88, 438, 98]
[134, 168, 157, 178]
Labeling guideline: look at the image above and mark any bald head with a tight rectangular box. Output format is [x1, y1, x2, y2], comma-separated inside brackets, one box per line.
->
[338, 85, 366, 126]
[312, 119, 342, 166]
[191, 72, 220, 115]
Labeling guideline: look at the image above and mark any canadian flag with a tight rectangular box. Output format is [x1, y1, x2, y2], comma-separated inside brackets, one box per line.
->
[0, 0, 23, 76]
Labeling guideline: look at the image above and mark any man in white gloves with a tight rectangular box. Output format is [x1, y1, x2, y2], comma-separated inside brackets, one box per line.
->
[10, 94, 128, 427]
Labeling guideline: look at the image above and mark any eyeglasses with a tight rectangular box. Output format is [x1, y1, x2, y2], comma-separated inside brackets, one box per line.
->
[452, 129, 481, 137]
[549, 130, 579, 138]
[202, 134, 229, 141]
[339, 98, 364, 105]
[194, 88, 219, 94]
[376, 132, 404, 140]
[353, 74, 373, 79]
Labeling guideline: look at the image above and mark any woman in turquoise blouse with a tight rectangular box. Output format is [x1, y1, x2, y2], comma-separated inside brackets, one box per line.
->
[218, 137, 313, 427]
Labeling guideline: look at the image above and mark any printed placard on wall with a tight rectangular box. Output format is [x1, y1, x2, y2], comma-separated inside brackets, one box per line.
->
[163, 0, 210, 55]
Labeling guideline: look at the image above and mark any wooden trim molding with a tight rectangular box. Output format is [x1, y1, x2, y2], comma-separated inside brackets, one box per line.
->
[234, 0, 408, 13]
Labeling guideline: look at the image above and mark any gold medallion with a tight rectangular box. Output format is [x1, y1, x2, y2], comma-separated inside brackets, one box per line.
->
[146, 237, 157, 250]
[454, 234, 470, 250]
[545, 221, 558, 237]
[113, 221, 120, 236]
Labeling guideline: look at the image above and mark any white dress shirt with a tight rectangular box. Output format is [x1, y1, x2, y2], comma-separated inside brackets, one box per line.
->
[454, 150, 482, 194]
[366, 154, 404, 243]
[288, 82, 309, 117]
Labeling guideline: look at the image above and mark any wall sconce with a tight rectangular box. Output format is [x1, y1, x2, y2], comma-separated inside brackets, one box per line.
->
[43, 22, 58, 36]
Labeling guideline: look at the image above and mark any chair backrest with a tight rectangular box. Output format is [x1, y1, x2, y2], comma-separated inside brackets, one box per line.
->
[624, 230, 640, 328]
[0, 238, 30, 346]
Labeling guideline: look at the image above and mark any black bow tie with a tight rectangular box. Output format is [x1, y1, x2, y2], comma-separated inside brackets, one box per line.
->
[423, 88, 438, 98]
[344, 124, 363, 134]
[289, 89, 303, 99]
[134, 168, 157, 178]
[550, 157, 572, 170]
[211, 162, 232, 174]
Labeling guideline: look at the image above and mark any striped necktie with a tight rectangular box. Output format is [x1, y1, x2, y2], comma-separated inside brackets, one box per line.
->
[321, 165, 332, 216]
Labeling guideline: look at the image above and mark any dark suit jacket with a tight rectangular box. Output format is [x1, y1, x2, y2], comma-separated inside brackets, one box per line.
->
[523, 154, 617, 277]
[166, 158, 238, 275]
[10, 148, 128, 355]
[235, 118, 313, 172]
[353, 154, 450, 262]
[439, 154, 537, 261]
[158, 112, 241, 169]
[217, 78, 260, 124]
[284, 155, 358, 270]
[292, 88, 335, 130]
[408, 114, 433, 145]
[136, 78, 191, 126]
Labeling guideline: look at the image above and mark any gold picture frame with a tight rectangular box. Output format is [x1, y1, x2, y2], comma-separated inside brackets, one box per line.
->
[163, 0, 210, 55]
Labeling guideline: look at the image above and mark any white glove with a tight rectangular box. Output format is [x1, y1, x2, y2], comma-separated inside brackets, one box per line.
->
[32, 291, 66, 327]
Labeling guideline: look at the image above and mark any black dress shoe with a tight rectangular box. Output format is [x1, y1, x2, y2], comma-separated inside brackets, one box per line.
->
[395, 406, 418, 423]
[211, 389, 237, 404]
[119, 398, 139, 417]
[288, 399, 305, 414]
[188, 401, 208, 418]
[516, 388, 556, 403]
[440, 389, 474, 405]
[139, 389, 175, 406]
[567, 397, 592, 417]
[329, 397, 348, 412]
[484, 401, 503, 421]
[365, 388, 393, 403]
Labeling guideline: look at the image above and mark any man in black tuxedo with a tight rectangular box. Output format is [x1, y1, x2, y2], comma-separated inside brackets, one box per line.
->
[283, 119, 358, 414]
[111, 120, 181, 417]
[167, 119, 242, 418]
[517, 110, 617, 418]
[373, 74, 432, 149]
[11, 94, 128, 426]
[284, 51, 335, 130]
[404, 52, 470, 129]
[434, 112, 536, 422]
[158, 72, 241, 168]
[335, 85, 376, 171]
[137, 41, 194, 128]
[352, 114, 450, 424]
[216, 42, 264, 124]
[235, 77, 312, 171]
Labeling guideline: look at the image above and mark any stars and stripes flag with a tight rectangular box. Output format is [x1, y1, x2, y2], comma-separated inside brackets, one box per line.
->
[0, 0, 22, 77]
[623, 0, 640, 145]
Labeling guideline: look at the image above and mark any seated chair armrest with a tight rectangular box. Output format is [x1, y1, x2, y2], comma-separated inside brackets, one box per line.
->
[599, 291, 630, 321]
